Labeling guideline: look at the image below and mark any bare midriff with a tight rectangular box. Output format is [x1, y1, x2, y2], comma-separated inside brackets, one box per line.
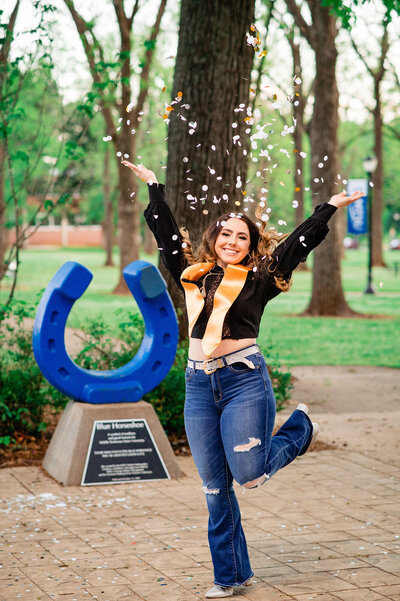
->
[188, 337, 257, 361]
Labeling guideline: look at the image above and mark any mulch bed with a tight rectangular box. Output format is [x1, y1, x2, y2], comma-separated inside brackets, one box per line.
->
[0, 409, 192, 469]
[1, 421, 335, 470]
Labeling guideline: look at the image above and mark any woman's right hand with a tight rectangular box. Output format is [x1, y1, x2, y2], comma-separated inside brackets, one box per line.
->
[122, 161, 158, 185]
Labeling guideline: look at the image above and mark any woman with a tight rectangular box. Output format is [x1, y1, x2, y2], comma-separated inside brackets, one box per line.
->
[123, 160, 363, 599]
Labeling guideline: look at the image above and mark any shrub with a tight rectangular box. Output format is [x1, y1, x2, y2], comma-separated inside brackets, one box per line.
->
[0, 305, 293, 448]
[0, 301, 65, 445]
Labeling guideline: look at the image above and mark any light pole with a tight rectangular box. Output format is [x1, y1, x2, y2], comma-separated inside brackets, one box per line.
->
[362, 155, 378, 295]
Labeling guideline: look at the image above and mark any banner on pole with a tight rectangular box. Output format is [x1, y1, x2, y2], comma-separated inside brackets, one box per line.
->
[347, 179, 368, 235]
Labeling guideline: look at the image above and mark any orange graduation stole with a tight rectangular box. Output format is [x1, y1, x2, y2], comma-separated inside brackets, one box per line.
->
[181, 262, 251, 357]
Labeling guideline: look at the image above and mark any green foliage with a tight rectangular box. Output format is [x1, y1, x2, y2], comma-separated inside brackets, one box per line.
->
[264, 350, 293, 411]
[144, 40, 156, 51]
[143, 341, 188, 437]
[0, 301, 66, 445]
[0, 300, 293, 448]
[322, 0, 400, 27]
[74, 310, 144, 371]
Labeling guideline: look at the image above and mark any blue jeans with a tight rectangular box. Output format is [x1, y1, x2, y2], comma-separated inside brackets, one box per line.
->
[184, 347, 313, 587]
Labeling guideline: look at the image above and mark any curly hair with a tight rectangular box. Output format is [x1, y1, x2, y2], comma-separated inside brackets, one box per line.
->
[179, 206, 291, 292]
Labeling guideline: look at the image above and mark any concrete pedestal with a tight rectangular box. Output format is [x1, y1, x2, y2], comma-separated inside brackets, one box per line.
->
[43, 400, 182, 486]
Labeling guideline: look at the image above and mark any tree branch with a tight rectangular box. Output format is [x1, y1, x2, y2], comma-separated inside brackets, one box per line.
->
[251, 0, 275, 115]
[113, 0, 130, 43]
[0, 0, 20, 66]
[64, 0, 116, 139]
[377, 26, 389, 82]
[284, 0, 313, 47]
[131, 0, 167, 124]
[350, 22, 388, 83]
[350, 36, 374, 78]
[129, 0, 140, 25]
[383, 122, 400, 140]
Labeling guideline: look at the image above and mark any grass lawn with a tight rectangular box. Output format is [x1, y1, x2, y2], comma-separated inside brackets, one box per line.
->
[1, 246, 399, 367]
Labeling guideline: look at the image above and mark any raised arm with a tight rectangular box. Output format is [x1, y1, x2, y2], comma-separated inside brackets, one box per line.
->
[122, 161, 187, 292]
[270, 190, 364, 280]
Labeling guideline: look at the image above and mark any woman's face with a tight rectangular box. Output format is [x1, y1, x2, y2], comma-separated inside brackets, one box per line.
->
[214, 217, 251, 269]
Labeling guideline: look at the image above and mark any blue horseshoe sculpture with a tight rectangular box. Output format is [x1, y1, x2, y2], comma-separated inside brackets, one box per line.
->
[32, 261, 178, 404]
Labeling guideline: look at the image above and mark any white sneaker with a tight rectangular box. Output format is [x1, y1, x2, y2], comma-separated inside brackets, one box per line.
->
[205, 578, 252, 597]
[311, 422, 320, 443]
[296, 402, 309, 414]
[205, 585, 234, 598]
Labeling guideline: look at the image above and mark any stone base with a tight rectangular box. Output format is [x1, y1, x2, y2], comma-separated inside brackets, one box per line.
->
[42, 400, 182, 486]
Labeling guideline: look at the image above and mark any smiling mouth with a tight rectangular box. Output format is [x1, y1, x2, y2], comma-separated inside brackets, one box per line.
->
[223, 248, 238, 254]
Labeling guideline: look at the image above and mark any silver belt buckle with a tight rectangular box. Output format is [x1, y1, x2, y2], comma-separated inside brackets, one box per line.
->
[202, 357, 223, 374]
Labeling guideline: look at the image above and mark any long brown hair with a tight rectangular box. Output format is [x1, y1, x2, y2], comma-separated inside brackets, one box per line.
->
[180, 207, 291, 292]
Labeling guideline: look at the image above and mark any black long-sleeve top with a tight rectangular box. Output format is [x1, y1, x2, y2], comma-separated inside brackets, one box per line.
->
[144, 183, 337, 341]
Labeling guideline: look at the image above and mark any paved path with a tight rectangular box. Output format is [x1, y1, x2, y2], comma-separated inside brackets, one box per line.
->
[1, 449, 400, 601]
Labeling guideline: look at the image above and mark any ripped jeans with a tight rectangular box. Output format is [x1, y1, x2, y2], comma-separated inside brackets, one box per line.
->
[184, 348, 313, 587]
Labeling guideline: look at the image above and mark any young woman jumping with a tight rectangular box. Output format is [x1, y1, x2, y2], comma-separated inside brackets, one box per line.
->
[123, 160, 363, 599]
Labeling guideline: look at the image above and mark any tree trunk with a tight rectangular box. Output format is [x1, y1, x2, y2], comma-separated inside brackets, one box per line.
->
[113, 133, 140, 293]
[0, 144, 6, 280]
[302, 4, 355, 316]
[350, 26, 388, 269]
[166, 0, 255, 333]
[0, 0, 20, 283]
[371, 80, 386, 267]
[103, 140, 114, 266]
[144, 223, 157, 255]
[290, 34, 308, 270]
[291, 37, 305, 229]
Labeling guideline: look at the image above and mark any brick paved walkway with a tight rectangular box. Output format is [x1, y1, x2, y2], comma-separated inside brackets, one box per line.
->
[1, 450, 399, 601]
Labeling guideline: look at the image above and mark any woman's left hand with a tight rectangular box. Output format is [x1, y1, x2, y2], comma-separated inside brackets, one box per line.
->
[328, 190, 365, 208]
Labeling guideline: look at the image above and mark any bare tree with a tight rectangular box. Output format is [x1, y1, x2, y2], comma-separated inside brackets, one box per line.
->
[0, 1, 20, 280]
[102, 137, 114, 266]
[64, 0, 167, 293]
[351, 24, 389, 268]
[287, 29, 309, 230]
[284, 0, 356, 316]
[263, 21, 313, 268]
[0, 1, 90, 307]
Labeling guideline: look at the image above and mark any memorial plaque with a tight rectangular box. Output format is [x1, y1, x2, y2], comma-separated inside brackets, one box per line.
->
[81, 418, 170, 485]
